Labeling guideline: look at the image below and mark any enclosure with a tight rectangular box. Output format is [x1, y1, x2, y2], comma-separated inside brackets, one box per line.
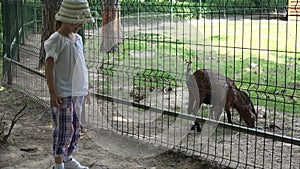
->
[1, 0, 300, 168]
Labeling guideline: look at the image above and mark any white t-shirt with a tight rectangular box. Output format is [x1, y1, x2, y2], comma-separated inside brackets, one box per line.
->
[44, 32, 88, 97]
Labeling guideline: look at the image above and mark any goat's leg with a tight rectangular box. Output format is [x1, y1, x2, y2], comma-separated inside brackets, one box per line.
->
[191, 94, 205, 132]
[225, 108, 233, 124]
[210, 98, 224, 121]
[187, 92, 196, 115]
[224, 96, 233, 124]
[192, 100, 202, 132]
[187, 88, 199, 131]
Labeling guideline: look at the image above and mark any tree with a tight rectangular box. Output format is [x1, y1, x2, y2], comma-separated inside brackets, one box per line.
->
[38, 0, 62, 69]
[101, 0, 121, 53]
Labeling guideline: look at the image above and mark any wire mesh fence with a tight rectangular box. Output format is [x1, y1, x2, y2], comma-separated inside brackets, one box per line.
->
[1, 0, 300, 168]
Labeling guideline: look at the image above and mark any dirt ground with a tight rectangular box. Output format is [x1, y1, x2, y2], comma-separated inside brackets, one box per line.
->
[0, 86, 227, 169]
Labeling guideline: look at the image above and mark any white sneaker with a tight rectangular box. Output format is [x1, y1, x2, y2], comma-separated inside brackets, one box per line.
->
[53, 167, 64, 169]
[64, 158, 89, 169]
[53, 163, 64, 169]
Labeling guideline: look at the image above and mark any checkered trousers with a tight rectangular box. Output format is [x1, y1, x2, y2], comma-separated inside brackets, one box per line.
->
[51, 96, 84, 157]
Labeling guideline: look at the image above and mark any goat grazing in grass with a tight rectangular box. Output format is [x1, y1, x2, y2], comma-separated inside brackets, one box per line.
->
[186, 63, 257, 131]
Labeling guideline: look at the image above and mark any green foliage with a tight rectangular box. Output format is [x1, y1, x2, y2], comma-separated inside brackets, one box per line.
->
[123, 39, 149, 51]
[87, 0, 287, 21]
[133, 68, 179, 90]
[120, 1, 204, 19]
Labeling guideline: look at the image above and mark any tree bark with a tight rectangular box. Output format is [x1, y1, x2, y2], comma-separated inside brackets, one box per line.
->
[38, 0, 62, 69]
[101, 0, 121, 53]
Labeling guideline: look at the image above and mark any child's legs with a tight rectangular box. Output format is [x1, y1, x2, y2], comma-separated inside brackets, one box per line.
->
[52, 97, 74, 158]
[66, 96, 84, 155]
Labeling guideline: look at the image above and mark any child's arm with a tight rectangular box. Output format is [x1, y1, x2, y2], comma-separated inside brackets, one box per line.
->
[45, 57, 62, 107]
[85, 91, 91, 105]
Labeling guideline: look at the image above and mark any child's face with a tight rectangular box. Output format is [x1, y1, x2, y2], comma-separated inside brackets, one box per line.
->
[62, 22, 83, 33]
[71, 23, 83, 33]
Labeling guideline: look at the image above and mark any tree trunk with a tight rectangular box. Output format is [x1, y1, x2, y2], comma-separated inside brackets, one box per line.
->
[101, 0, 121, 53]
[38, 0, 62, 69]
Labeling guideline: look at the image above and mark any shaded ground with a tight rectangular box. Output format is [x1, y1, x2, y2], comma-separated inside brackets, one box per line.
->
[0, 87, 227, 169]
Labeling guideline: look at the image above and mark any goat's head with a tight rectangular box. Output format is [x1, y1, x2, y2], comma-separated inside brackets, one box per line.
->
[238, 91, 257, 128]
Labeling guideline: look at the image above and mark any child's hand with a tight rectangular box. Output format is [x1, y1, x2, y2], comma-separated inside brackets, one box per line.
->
[50, 93, 62, 107]
[85, 92, 91, 105]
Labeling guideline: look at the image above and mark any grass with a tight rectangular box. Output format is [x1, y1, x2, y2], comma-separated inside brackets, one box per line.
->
[133, 68, 179, 90]
[86, 18, 300, 114]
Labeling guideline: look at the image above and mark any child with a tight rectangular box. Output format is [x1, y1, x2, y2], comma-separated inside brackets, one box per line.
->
[44, 0, 94, 168]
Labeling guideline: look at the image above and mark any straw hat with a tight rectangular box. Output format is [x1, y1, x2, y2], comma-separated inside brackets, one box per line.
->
[55, 0, 95, 24]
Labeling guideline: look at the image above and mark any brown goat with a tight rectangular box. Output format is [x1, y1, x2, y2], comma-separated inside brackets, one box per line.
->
[186, 65, 257, 131]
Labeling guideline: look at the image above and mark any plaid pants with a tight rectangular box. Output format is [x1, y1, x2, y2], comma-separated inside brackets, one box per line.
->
[51, 96, 84, 157]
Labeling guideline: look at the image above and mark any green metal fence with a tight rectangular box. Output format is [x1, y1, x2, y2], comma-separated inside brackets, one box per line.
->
[1, 0, 300, 168]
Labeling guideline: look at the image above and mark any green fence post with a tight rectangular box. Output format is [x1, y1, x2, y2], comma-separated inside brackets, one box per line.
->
[78, 28, 85, 45]
[15, 0, 20, 61]
[20, 0, 26, 44]
[2, 0, 12, 84]
[34, 0, 37, 32]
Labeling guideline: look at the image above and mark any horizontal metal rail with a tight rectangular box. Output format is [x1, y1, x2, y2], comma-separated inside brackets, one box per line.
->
[3, 55, 45, 79]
